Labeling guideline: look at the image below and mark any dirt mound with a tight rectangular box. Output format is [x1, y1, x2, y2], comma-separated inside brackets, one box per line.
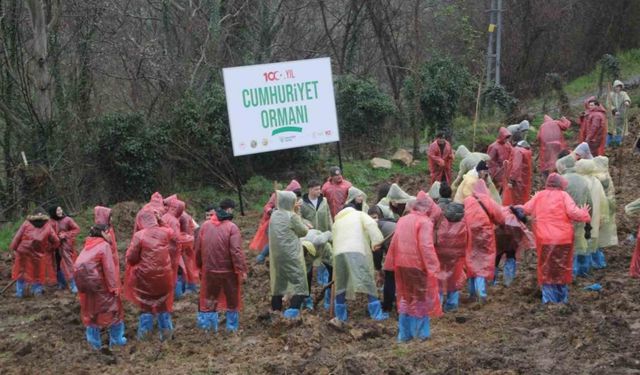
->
[110, 201, 143, 248]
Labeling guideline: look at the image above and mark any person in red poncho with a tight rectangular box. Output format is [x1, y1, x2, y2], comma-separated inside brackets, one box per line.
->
[583, 97, 608, 156]
[10, 209, 60, 297]
[94, 206, 125, 324]
[434, 183, 469, 312]
[162, 195, 194, 299]
[537, 115, 571, 179]
[322, 166, 352, 219]
[133, 192, 166, 234]
[196, 199, 247, 333]
[48, 205, 80, 293]
[384, 191, 442, 342]
[463, 179, 505, 302]
[487, 127, 513, 192]
[427, 133, 454, 185]
[626, 198, 640, 278]
[124, 210, 175, 340]
[252, 180, 302, 263]
[520, 173, 591, 303]
[74, 224, 126, 350]
[502, 140, 533, 206]
[179, 206, 199, 294]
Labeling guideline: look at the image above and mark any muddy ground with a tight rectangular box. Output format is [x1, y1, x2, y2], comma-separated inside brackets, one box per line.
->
[1, 136, 640, 375]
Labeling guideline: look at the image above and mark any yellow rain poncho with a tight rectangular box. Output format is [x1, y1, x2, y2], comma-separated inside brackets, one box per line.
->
[451, 145, 491, 191]
[301, 229, 333, 270]
[385, 183, 415, 218]
[453, 169, 502, 204]
[593, 156, 618, 248]
[268, 191, 309, 297]
[556, 154, 577, 175]
[575, 159, 609, 254]
[375, 197, 395, 220]
[345, 186, 369, 213]
[332, 207, 384, 299]
[564, 171, 592, 253]
[300, 195, 332, 232]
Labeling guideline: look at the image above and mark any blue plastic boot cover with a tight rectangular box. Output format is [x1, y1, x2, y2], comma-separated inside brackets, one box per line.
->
[504, 259, 516, 287]
[491, 267, 500, 286]
[197, 311, 219, 332]
[575, 255, 591, 277]
[303, 296, 314, 310]
[468, 278, 477, 297]
[57, 270, 67, 289]
[109, 321, 127, 347]
[137, 313, 154, 339]
[185, 283, 198, 293]
[397, 313, 413, 342]
[317, 264, 329, 285]
[226, 311, 239, 332]
[474, 277, 487, 300]
[367, 300, 389, 321]
[256, 245, 269, 264]
[592, 249, 607, 269]
[541, 284, 569, 304]
[415, 316, 431, 341]
[323, 288, 331, 310]
[69, 279, 78, 294]
[86, 326, 102, 349]
[444, 291, 460, 312]
[334, 303, 348, 321]
[283, 308, 300, 319]
[15, 279, 25, 298]
[174, 274, 185, 300]
[157, 312, 174, 340]
[31, 283, 44, 296]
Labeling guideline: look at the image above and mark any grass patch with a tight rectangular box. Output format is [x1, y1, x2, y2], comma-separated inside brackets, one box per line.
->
[0, 221, 21, 253]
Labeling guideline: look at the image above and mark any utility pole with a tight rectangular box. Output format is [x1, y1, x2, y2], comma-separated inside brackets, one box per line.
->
[485, 0, 503, 86]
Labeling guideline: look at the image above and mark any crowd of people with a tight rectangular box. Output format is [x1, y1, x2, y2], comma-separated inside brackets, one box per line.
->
[7, 82, 640, 347]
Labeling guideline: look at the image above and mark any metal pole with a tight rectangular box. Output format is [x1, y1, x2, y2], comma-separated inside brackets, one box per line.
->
[485, 0, 497, 85]
[496, 0, 502, 85]
[235, 175, 245, 216]
[336, 141, 344, 172]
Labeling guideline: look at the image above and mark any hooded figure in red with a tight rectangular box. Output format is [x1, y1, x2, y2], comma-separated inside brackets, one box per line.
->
[48, 206, 80, 293]
[322, 167, 353, 219]
[94, 206, 124, 321]
[486, 127, 513, 192]
[74, 224, 126, 349]
[10, 210, 60, 297]
[124, 210, 175, 340]
[463, 180, 505, 301]
[502, 140, 533, 205]
[384, 191, 442, 342]
[583, 97, 608, 156]
[434, 194, 469, 312]
[250, 179, 302, 258]
[537, 115, 571, 174]
[521, 173, 590, 303]
[427, 134, 454, 185]
[179, 208, 199, 293]
[162, 195, 194, 299]
[134, 192, 166, 234]
[196, 200, 247, 333]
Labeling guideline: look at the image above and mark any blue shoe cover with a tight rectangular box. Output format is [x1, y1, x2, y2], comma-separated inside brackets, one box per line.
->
[15, 279, 25, 298]
[468, 278, 477, 297]
[584, 283, 602, 291]
[137, 313, 154, 340]
[157, 312, 174, 341]
[397, 313, 413, 342]
[256, 254, 266, 264]
[197, 311, 219, 332]
[31, 283, 43, 296]
[575, 255, 592, 277]
[303, 296, 314, 310]
[443, 291, 459, 312]
[56, 270, 67, 289]
[226, 311, 239, 332]
[317, 265, 329, 285]
[283, 308, 300, 319]
[504, 259, 516, 287]
[491, 267, 500, 286]
[415, 317, 431, 341]
[86, 326, 102, 349]
[474, 278, 487, 301]
[185, 283, 198, 294]
[367, 300, 389, 321]
[174, 275, 185, 300]
[69, 279, 78, 294]
[592, 250, 607, 269]
[323, 289, 331, 310]
[334, 303, 348, 321]
[541, 284, 569, 304]
[109, 321, 127, 347]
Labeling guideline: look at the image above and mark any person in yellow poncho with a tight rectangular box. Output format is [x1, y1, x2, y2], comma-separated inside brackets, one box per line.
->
[332, 203, 387, 321]
[453, 160, 502, 204]
[606, 80, 631, 146]
[592, 156, 618, 268]
[268, 191, 309, 319]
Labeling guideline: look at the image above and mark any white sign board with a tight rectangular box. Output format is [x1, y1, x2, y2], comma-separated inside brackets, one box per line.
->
[223, 57, 340, 156]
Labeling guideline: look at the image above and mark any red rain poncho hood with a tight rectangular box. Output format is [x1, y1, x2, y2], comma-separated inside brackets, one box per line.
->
[537, 115, 571, 172]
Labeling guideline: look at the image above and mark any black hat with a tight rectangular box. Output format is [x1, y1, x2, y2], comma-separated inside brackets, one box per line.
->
[476, 160, 489, 172]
